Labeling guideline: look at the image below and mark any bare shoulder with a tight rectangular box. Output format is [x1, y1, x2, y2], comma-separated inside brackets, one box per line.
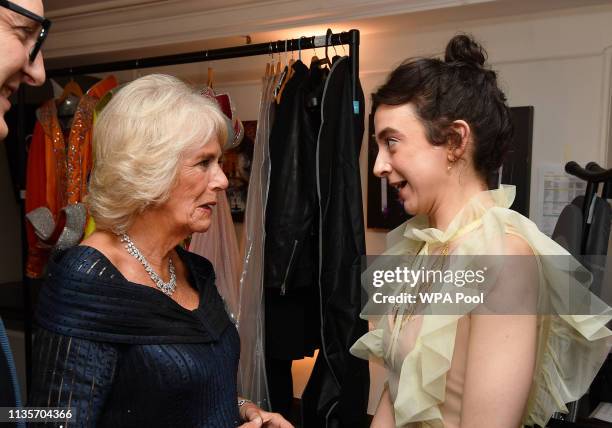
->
[492, 232, 539, 308]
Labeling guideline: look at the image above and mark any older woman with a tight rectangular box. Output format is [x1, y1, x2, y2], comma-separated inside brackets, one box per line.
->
[28, 74, 292, 428]
[351, 35, 612, 427]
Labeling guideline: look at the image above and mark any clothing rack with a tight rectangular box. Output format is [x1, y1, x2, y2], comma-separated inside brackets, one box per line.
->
[17, 28, 360, 391]
[48, 29, 360, 110]
[564, 161, 612, 253]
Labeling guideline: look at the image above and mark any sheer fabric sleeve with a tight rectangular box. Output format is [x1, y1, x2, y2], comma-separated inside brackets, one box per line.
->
[28, 328, 120, 427]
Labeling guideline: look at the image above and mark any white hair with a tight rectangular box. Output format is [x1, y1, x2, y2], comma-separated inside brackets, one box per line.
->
[87, 74, 228, 234]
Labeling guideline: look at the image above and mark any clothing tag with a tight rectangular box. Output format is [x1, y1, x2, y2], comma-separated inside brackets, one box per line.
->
[353, 101, 360, 114]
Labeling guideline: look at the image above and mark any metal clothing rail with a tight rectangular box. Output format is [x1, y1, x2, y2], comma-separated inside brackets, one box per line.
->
[18, 28, 360, 390]
[47, 29, 360, 110]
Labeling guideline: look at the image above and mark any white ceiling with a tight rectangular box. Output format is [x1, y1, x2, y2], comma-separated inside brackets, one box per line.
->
[45, 0, 279, 17]
[45, 0, 111, 12]
[42, 0, 612, 74]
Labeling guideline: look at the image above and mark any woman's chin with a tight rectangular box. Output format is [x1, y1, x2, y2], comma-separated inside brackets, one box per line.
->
[401, 198, 419, 216]
[189, 219, 212, 234]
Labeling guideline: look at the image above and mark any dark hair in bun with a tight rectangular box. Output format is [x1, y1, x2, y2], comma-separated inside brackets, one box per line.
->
[373, 34, 513, 179]
[444, 34, 486, 66]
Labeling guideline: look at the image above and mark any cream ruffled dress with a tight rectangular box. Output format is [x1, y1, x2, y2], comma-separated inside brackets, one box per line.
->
[350, 185, 612, 427]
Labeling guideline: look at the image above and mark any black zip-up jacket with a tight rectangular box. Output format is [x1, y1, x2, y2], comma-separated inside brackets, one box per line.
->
[264, 60, 323, 295]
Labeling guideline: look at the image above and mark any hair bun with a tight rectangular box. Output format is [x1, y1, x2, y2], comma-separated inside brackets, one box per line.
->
[444, 34, 486, 67]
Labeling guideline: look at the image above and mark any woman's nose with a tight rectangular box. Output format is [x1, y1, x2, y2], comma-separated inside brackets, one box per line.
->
[212, 168, 229, 191]
[373, 152, 392, 178]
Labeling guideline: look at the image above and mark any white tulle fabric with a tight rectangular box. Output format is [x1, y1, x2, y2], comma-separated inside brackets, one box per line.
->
[189, 191, 241, 320]
[234, 72, 278, 409]
[190, 74, 279, 409]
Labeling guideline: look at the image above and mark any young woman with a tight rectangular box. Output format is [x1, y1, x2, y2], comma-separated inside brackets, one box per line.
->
[351, 35, 612, 428]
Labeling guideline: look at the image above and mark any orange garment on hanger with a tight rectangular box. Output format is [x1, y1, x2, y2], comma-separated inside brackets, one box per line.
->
[25, 75, 117, 278]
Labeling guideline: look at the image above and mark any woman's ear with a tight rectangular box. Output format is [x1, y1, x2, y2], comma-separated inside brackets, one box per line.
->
[447, 120, 471, 162]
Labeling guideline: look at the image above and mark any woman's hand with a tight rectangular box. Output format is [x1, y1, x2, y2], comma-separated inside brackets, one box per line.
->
[238, 402, 294, 428]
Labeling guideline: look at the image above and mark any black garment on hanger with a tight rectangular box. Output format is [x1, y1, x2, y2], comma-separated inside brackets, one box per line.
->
[301, 56, 369, 428]
[264, 60, 319, 296]
[264, 59, 323, 359]
[264, 60, 323, 420]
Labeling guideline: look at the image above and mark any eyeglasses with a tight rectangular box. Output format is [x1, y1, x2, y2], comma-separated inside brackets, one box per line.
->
[0, 0, 51, 63]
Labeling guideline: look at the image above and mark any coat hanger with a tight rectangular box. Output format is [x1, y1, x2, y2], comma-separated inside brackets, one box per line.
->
[283, 39, 289, 68]
[275, 41, 282, 75]
[329, 30, 341, 63]
[207, 67, 214, 88]
[202, 51, 215, 86]
[339, 35, 347, 59]
[310, 36, 319, 66]
[265, 43, 272, 77]
[275, 39, 294, 104]
[270, 42, 278, 77]
[273, 41, 287, 100]
[288, 40, 296, 70]
[58, 75, 83, 104]
[319, 29, 332, 67]
[298, 36, 307, 63]
[56, 71, 82, 130]
[281, 39, 291, 78]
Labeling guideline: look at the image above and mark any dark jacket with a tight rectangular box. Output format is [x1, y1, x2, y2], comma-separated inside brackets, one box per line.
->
[301, 56, 370, 428]
[264, 60, 320, 295]
[264, 60, 330, 361]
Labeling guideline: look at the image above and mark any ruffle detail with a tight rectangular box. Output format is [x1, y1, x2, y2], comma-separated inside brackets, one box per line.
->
[525, 313, 612, 426]
[350, 316, 463, 427]
[498, 205, 612, 425]
[394, 315, 461, 427]
[350, 328, 385, 365]
[403, 185, 516, 246]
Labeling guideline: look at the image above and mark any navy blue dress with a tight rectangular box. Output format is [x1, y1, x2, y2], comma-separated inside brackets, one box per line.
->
[28, 245, 241, 427]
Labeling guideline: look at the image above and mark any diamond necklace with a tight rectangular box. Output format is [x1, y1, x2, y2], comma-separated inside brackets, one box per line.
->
[120, 233, 177, 296]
